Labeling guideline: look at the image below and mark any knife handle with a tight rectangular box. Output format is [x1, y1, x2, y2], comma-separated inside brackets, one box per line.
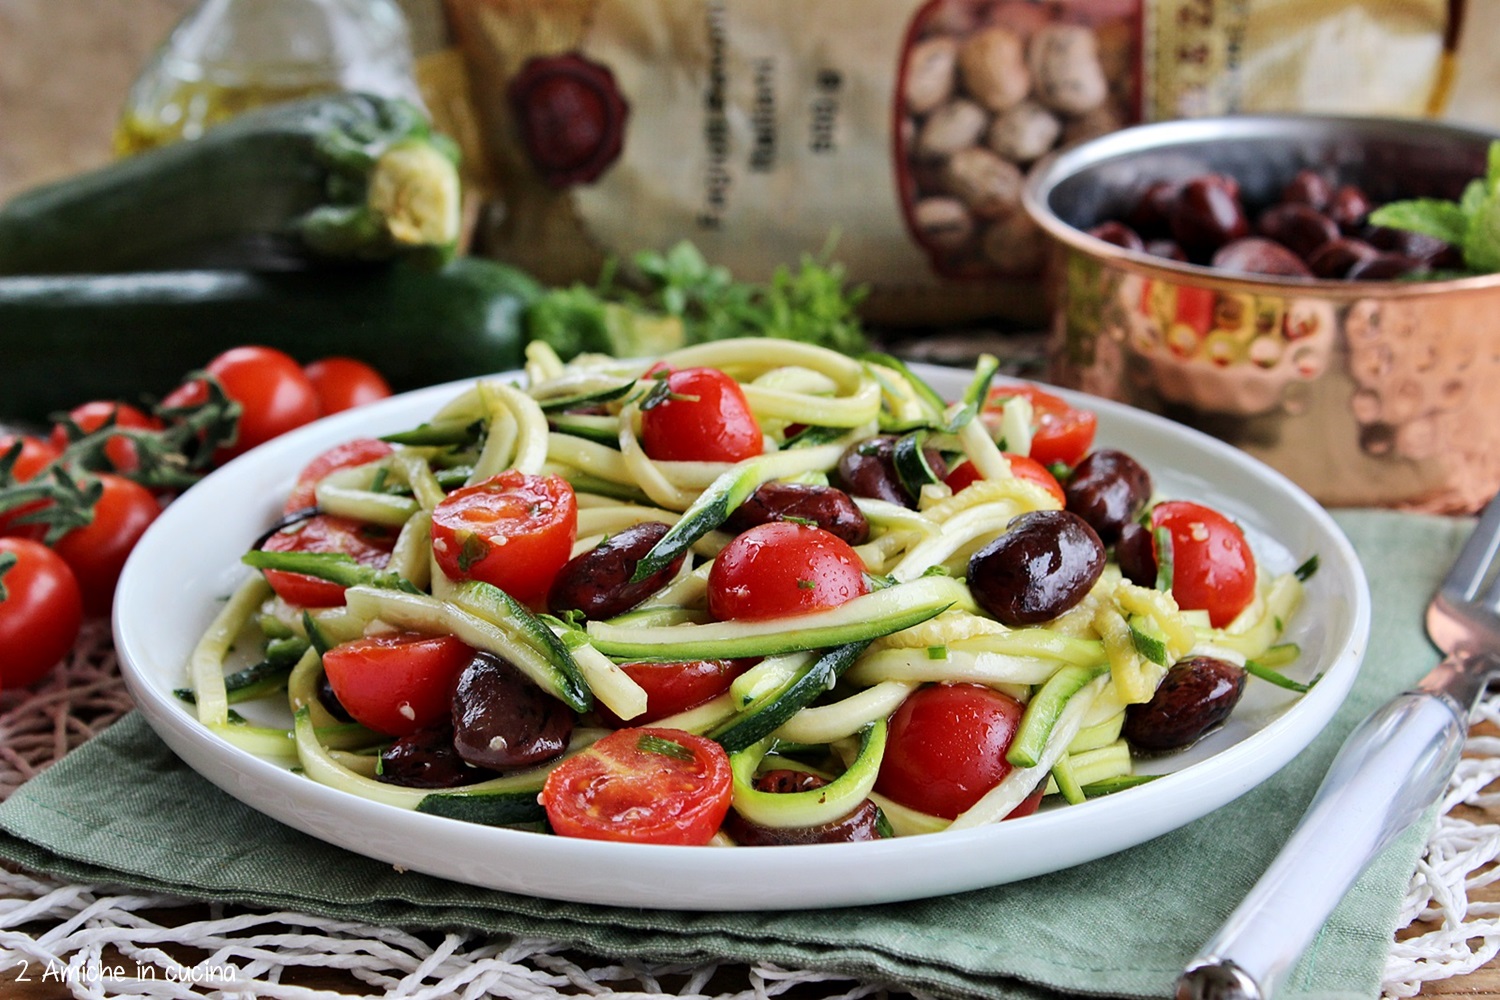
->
[1177, 687, 1469, 1000]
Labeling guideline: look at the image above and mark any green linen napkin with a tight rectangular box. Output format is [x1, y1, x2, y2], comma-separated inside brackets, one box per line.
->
[0, 510, 1467, 1000]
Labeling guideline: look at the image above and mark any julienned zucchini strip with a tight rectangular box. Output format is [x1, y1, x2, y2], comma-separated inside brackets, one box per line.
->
[729, 721, 887, 828]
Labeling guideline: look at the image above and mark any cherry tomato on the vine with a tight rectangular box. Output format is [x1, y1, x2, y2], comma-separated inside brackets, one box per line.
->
[259, 513, 398, 608]
[321, 632, 475, 736]
[707, 521, 868, 621]
[0, 537, 83, 688]
[984, 384, 1097, 468]
[1149, 500, 1258, 628]
[304, 357, 392, 415]
[49, 401, 162, 474]
[639, 367, 763, 463]
[540, 727, 733, 845]
[283, 438, 394, 514]
[944, 452, 1067, 506]
[430, 471, 577, 604]
[50, 473, 161, 617]
[0, 435, 61, 536]
[161, 346, 321, 463]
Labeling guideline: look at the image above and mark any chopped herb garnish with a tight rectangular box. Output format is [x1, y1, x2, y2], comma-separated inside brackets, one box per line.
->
[457, 533, 488, 573]
[638, 733, 695, 761]
[1294, 554, 1320, 582]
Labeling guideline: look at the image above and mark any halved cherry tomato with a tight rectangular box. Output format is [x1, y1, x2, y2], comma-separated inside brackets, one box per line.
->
[0, 537, 82, 688]
[304, 357, 392, 415]
[322, 632, 475, 736]
[51, 473, 161, 616]
[430, 471, 577, 604]
[944, 453, 1067, 505]
[540, 727, 733, 845]
[283, 438, 394, 514]
[1150, 500, 1257, 628]
[600, 659, 752, 727]
[49, 401, 162, 474]
[161, 346, 322, 463]
[874, 683, 1032, 820]
[260, 513, 398, 608]
[0, 435, 61, 536]
[707, 521, 868, 621]
[639, 367, 763, 463]
[984, 384, 1097, 468]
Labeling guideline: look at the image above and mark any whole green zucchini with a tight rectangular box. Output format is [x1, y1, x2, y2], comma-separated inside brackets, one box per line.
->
[0, 257, 540, 422]
[0, 93, 462, 275]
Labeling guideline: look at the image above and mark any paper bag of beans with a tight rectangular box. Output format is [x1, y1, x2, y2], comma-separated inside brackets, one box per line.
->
[439, 0, 1459, 327]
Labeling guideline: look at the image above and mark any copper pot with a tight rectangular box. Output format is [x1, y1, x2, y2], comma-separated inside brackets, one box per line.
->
[1023, 115, 1500, 513]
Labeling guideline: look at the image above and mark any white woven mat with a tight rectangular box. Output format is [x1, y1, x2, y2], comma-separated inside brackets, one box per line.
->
[0, 622, 1496, 1000]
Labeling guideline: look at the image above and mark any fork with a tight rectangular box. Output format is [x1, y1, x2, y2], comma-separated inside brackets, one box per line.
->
[1177, 493, 1500, 1000]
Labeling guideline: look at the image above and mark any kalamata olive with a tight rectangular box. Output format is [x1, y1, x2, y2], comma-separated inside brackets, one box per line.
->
[548, 520, 683, 620]
[1170, 176, 1249, 259]
[378, 725, 494, 788]
[1206, 172, 1241, 203]
[1367, 225, 1452, 262]
[1122, 655, 1246, 752]
[1327, 184, 1374, 232]
[1115, 520, 1156, 585]
[724, 481, 870, 545]
[1064, 449, 1152, 545]
[1087, 220, 1145, 251]
[1256, 203, 1338, 260]
[451, 652, 573, 770]
[1127, 180, 1179, 237]
[1145, 238, 1188, 262]
[968, 509, 1105, 626]
[1306, 237, 1379, 279]
[1280, 169, 1331, 212]
[1210, 237, 1313, 277]
[834, 434, 947, 509]
[1346, 252, 1426, 281]
[721, 770, 884, 845]
[317, 671, 355, 723]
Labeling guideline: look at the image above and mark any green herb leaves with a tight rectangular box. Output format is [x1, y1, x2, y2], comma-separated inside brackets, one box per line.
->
[1368, 140, 1500, 274]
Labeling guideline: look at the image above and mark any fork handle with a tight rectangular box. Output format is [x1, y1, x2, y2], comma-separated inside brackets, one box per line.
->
[1176, 686, 1470, 1000]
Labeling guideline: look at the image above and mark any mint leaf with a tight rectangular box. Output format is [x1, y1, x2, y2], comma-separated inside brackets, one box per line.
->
[1367, 199, 1468, 246]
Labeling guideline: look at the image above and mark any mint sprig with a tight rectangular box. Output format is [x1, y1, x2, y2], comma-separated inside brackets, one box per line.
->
[1368, 140, 1500, 275]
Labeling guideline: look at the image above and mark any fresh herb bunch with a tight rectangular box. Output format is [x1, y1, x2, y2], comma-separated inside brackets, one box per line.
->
[1368, 140, 1500, 275]
[526, 240, 869, 359]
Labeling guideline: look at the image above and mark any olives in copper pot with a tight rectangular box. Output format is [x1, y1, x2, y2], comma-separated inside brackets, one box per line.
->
[1122, 655, 1246, 752]
[724, 481, 871, 545]
[1064, 448, 1151, 544]
[721, 770, 884, 845]
[968, 509, 1105, 626]
[548, 520, 683, 620]
[451, 652, 573, 770]
[1169, 175, 1248, 259]
[834, 434, 947, 509]
[378, 725, 494, 789]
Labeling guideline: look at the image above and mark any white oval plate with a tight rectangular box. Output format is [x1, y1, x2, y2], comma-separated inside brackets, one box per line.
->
[114, 364, 1369, 911]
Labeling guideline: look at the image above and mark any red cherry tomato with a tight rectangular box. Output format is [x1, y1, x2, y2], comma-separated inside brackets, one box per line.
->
[639, 367, 763, 463]
[303, 357, 392, 415]
[162, 346, 321, 463]
[430, 472, 577, 604]
[0, 537, 83, 687]
[984, 384, 1098, 468]
[599, 659, 752, 727]
[259, 513, 398, 608]
[0, 435, 61, 536]
[321, 632, 475, 736]
[48, 473, 161, 617]
[707, 521, 868, 621]
[943, 453, 1066, 505]
[1150, 500, 1258, 629]
[49, 401, 162, 474]
[540, 727, 733, 845]
[283, 438, 395, 514]
[874, 683, 1031, 820]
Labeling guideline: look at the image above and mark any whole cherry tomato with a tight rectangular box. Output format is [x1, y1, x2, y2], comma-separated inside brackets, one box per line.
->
[639, 367, 763, 463]
[984, 384, 1098, 469]
[303, 357, 392, 415]
[430, 471, 577, 604]
[598, 658, 753, 727]
[282, 438, 394, 514]
[1149, 500, 1258, 628]
[0, 435, 61, 536]
[162, 346, 321, 463]
[944, 452, 1067, 505]
[0, 537, 83, 687]
[48, 474, 160, 617]
[259, 513, 398, 608]
[322, 632, 475, 736]
[707, 521, 868, 621]
[49, 401, 162, 474]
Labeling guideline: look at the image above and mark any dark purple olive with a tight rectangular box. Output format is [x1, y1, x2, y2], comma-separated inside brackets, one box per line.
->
[1122, 656, 1247, 752]
[1367, 225, 1453, 263]
[378, 725, 494, 788]
[968, 510, 1105, 626]
[1306, 237, 1379, 279]
[1116, 520, 1156, 586]
[1280, 169, 1332, 212]
[722, 770, 884, 845]
[1145, 238, 1188, 262]
[1256, 203, 1338, 261]
[1346, 252, 1426, 281]
[1170, 176, 1249, 259]
[1327, 184, 1374, 232]
[451, 652, 573, 770]
[317, 671, 355, 723]
[834, 434, 946, 509]
[1064, 449, 1152, 545]
[548, 520, 682, 620]
[724, 481, 870, 545]
[1127, 180, 1180, 237]
[1087, 220, 1145, 251]
[1211, 237, 1313, 278]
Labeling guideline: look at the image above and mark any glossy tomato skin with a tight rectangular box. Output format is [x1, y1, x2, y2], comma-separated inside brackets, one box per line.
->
[0, 537, 83, 687]
[599, 658, 752, 727]
[283, 438, 394, 513]
[0, 435, 61, 536]
[540, 727, 733, 845]
[162, 346, 321, 463]
[707, 521, 868, 621]
[260, 513, 397, 608]
[985, 384, 1097, 468]
[430, 472, 577, 605]
[322, 632, 476, 736]
[49, 401, 162, 475]
[875, 683, 1029, 820]
[639, 367, 763, 463]
[304, 357, 392, 415]
[1150, 500, 1257, 628]
[944, 453, 1066, 505]
[50, 473, 161, 616]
